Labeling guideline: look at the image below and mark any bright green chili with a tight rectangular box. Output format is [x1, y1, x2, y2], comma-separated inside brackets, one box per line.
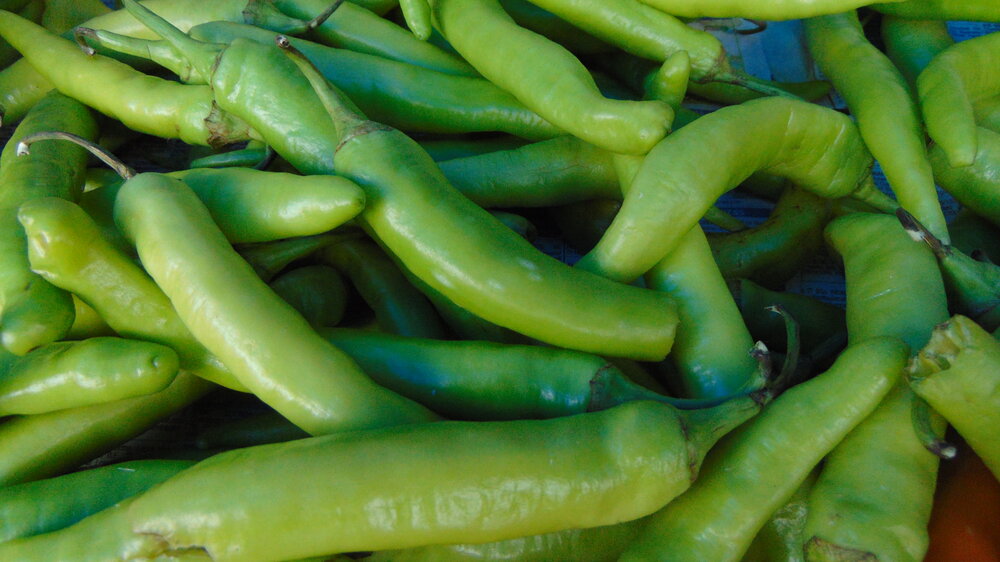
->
[574, 97, 894, 283]
[428, 0, 673, 155]
[918, 30, 1000, 168]
[929, 125, 1000, 227]
[0, 91, 96, 356]
[3, 398, 760, 561]
[909, 314, 1000, 479]
[806, 10, 949, 243]
[619, 337, 909, 561]
[114, 172, 440, 435]
[0, 337, 179, 416]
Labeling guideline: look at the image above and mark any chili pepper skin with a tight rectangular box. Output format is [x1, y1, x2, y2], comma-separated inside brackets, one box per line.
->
[880, 16, 953, 91]
[0, 459, 194, 544]
[79, 167, 367, 246]
[708, 187, 832, 289]
[185, 22, 560, 140]
[39, 0, 110, 35]
[429, 0, 673, 155]
[918, 31, 1000, 168]
[619, 337, 909, 562]
[19, 197, 246, 392]
[269, 265, 348, 328]
[64, 296, 114, 341]
[500, 0, 613, 56]
[0, 13, 253, 147]
[195, 411, 310, 450]
[644, 225, 761, 400]
[239, 232, 350, 282]
[909, 315, 1000, 479]
[0, 372, 212, 487]
[871, 0, 1000, 22]
[419, 136, 528, 162]
[115, 173, 440, 435]
[929, 126, 1000, 228]
[0, 91, 96, 356]
[35, 398, 759, 562]
[742, 469, 819, 562]
[437, 136, 619, 208]
[0, 337, 179, 416]
[807, 11, 949, 244]
[319, 238, 447, 339]
[274, 0, 477, 77]
[635, 0, 908, 20]
[802, 383, 944, 562]
[282, 40, 680, 360]
[575, 97, 892, 283]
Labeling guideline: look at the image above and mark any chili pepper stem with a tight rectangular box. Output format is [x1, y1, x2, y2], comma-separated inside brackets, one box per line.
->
[588, 363, 768, 412]
[119, 0, 220, 83]
[679, 395, 763, 479]
[721, 70, 800, 99]
[764, 305, 802, 394]
[898, 207, 947, 257]
[16, 131, 134, 179]
[911, 395, 957, 460]
[275, 34, 369, 142]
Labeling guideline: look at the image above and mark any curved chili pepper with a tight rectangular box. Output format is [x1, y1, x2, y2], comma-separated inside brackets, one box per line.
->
[0, 337, 179, 416]
[575, 97, 894, 283]
[807, 10, 949, 244]
[4, 398, 760, 561]
[0, 91, 96, 356]
[918, 30, 1000, 168]
[619, 337, 909, 561]
[428, 0, 673, 155]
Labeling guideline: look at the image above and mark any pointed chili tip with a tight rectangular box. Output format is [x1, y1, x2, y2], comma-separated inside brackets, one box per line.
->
[73, 27, 97, 56]
[306, 0, 346, 31]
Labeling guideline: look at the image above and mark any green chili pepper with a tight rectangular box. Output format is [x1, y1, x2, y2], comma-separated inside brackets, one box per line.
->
[428, 0, 673, 155]
[619, 336, 910, 561]
[806, 10, 949, 244]
[500, 0, 613, 55]
[929, 125, 1000, 228]
[575, 97, 894, 283]
[736, 278, 846, 355]
[0, 91, 96, 356]
[319, 238, 448, 338]
[239, 232, 353, 282]
[115, 172, 440, 435]
[880, 16, 953, 91]
[871, 0, 1000, 22]
[419, 135, 528, 162]
[799, 211, 950, 562]
[634, 0, 911, 19]
[918, 30, 1000, 168]
[64, 296, 114, 341]
[0, 459, 194, 543]
[909, 315, 1000, 479]
[707, 187, 832, 288]
[269, 265, 348, 328]
[0, 372, 212, 487]
[0, 0, 41, 69]
[39, 0, 110, 35]
[277, 35, 680, 360]
[19, 196, 247, 392]
[741, 469, 819, 562]
[0, 337, 179, 416]
[274, 0, 477, 76]
[644, 225, 764, 400]
[6, 398, 760, 561]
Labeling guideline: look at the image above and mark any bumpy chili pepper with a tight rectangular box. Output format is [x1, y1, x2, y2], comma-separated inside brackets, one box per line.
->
[0, 372, 212, 486]
[880, 16, 953, 91]
[574, 97, 894, 283]
[619, 337, 909, 561]
[929, 125, 1000, 227]
[871, 0, 1000, 22]
[0, 91, 96, 356]
[0, 459, 194, 543]
[807, 10, 949, 243]
[3, 398, 760, 561]
[799, 212, 949, 562]
[19, 196, 246, 392]
[918, 30, 1000, 168]
[114, 172, 439, 435]
[0, 11, 254, 147]
[0, 337, 179, 416]
[909, 315, 1000, 478]
[319, 238, 448, 339]
[428, 0, 673, 155]
[269, 265, 348, 328]
[707, 187, 832, 288]
[276, 35, 680, 359]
